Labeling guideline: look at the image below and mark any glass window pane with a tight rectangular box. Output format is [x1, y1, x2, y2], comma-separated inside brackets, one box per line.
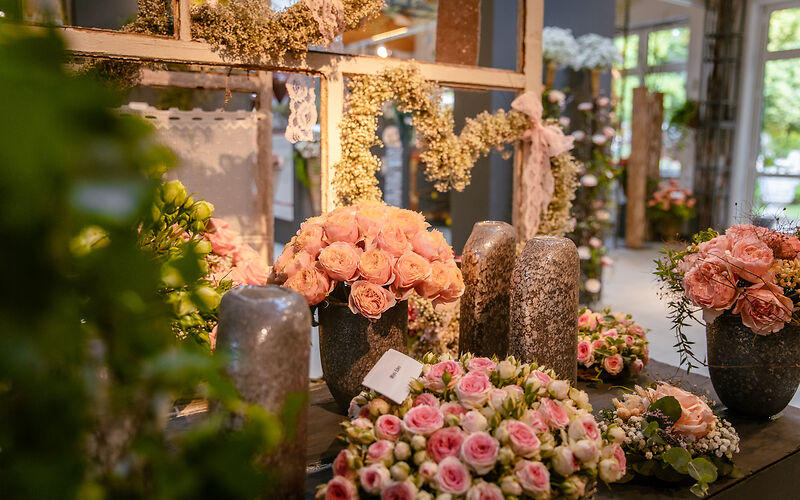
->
[768, 7, 800, 52]
[644, 71, 687, 122]
[647, 26, 689, 66]
[614, 34, 639, 69]
[760, 58, 800, 173]
[612, 74, 639, 160]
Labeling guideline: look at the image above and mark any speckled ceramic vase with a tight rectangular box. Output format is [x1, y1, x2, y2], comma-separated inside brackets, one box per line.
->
[707, 313, 800, 418]
[510, 236, 579, 383]
[318, 301, 408, 412]
[217, 285, 311, 499]
[459, 221, 517, 358]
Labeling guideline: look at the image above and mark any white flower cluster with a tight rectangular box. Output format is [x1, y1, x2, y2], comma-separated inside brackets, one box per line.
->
[572, 33, 622, 70]
[542, 27, 579, 66]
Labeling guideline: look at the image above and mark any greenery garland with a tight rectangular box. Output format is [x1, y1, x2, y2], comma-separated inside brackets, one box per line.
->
[334, 65, 580, 236]
[128, 0, 385, 62]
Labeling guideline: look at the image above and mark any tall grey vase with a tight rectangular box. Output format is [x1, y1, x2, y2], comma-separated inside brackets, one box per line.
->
[459, 221, 516, 358]
[707, 313, 800, 418]
[318, 301, 408, 412]
[510, 236, 579, 383]
[217, 285, 311, 500]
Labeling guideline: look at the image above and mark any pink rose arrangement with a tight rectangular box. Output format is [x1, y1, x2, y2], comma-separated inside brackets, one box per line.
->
[577, 307, 648, 381]
[270, 203, 463, 320]
[657, 225, 800, 368]
[647, 179, 696, 217]
[316, 354, 625, 500]
[602, 382, 739, 497]
[203, 218, 269, 287]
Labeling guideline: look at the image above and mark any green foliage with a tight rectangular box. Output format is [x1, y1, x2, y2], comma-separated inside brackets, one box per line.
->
[0, 23, 282, 499]
[648, 395, 682, 425]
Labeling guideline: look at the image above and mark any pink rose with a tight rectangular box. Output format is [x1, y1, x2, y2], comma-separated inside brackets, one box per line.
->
[366, 440, 394, 465]
[333, 449, 355, 479]
[427, 426, 466, 463]
[440, 402, 468, 417]
[677, 251, 701, 274]
[466, 481, 504, 500]
[434, 456, 471, 495]
[568, 414, 601, 442]
[602, 328, 618, 338]
[358, 464, 391, 494]
[571, 439, 600, 464]
[325, 476, 357, 500]
[726, 224, 770, 241]
[532, 370, 553, 385]
[348, 280, 397, 320]
[319, 242, 361, 282]
[411, 229, 452, 262]
[455, 371, 493, 408]
[391, 252, 432, 298]
[489, 389, 508, 409]
[415, 260, 451, 300]
[432, 262, 464, 307]
[231, 243, 258, 266]
[205, 218, 239, 256]
[424, 360, 463, 392]
[419, 461, 438, 480]
[631, 359, 644, 374]
[683, 259, 738, 321]
[578, 309, 598, 329]
[283, 266, 331, 305]
[652, 383, 715, 440]
[726, 235, 774, 283]
[505, 420, 541, 458]
[460, 432, 500, 474]
[355, 206, 387, 243]
[766, 232, 800, 259]
[375, 414, 403, 442]
[467, 357, 497, 375]
[603, 354, 624, 375]
[628, 324, 645, 336]
[358, 248, 395, 286]
[514, 460, 550, 495]
[388, 209, 429, 238]
[402, 405, 444, 436]
[577, 340, 594, 365]
[521, 410, 549, 433]
[281, 249, 315, 281]
[293, 222, 325, 258]
[539, 398, 569, 429]
[231, 260, 268, 285]
[592, 339, 606, 350]
[552, 445, 579, 476]
[624, 335, 634, 347]
[375, 222, 410, 257]
[381, 481, 416, 500]
[323, 210, 360, 244]
[698, 235, 731, 264]
[461, 410, 488, 433]
[733, 281, 793, 335]
[612, 443, 627, 472]
[413, 392, 440, 408]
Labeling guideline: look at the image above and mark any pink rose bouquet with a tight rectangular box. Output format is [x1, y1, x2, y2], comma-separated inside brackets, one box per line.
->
[601, 382, 739, 497]
[656, 225, 800, 369]
[576, 307, 649, 380]
[316, 353, 625, 500]
[271, 203, 463, 320]
[647, 179, 696, 220]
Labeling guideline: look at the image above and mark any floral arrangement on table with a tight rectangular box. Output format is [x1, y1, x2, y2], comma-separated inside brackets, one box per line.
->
[568, 97, 620, 304]
[408, 293, 460, 359]
[600, 383, 740, 497]
[655, 224, 800, 368]
[542, 27, 578, 88]
[269, 202, 463, 319]
[317, 353, 628, 500]
[577, 308, 649, 381]
[333, 65, 580, 241]
[647, 179, 696, 240]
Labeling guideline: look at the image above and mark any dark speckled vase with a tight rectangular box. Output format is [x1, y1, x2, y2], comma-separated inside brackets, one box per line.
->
[318, 301, 408, 412]
[707, 313, 800, 418]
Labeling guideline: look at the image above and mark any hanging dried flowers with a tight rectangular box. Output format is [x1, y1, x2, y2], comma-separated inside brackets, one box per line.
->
[334, 65, 581, 237]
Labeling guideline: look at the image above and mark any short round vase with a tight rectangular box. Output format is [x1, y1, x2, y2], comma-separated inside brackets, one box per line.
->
[318, 300, 408, 413]
[707, 313, 800, 418]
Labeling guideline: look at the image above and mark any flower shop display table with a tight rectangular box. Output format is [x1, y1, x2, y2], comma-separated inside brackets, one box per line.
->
[304, 360, 800, 499]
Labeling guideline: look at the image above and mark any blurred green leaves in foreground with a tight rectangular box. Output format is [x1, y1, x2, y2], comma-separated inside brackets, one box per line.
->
[0, 18, 288, 499]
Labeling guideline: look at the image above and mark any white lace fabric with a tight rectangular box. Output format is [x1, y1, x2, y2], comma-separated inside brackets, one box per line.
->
[285, 73, 317, 144]
[304, 0, 346, 46]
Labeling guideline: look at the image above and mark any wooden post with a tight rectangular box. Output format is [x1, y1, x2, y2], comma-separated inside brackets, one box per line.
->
[646, 91, 664, 185]
[626, 87, 649, 249]
[255, 71, 275, 265]
[319, 71, 344, 213]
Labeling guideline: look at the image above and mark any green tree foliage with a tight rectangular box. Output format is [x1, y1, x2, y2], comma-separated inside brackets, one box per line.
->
[0, 19, 284, 499]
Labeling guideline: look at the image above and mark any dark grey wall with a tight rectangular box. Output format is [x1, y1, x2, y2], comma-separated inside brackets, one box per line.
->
[72, 0, 138, 29]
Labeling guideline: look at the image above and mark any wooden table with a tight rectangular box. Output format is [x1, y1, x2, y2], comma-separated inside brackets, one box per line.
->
[304, 360, 800, 499]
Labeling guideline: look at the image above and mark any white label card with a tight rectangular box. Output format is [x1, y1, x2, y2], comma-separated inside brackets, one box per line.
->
[362, 349, 424, 404]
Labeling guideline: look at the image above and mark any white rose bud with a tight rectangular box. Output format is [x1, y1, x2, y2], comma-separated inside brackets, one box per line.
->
[369, 398, 391, 416]
[391, 462, 410, 481]
[419, 461, 438, 480]
[562, 475, 587, 500]
[435, 494, 453, 500]
[552, 446, 578, 477]
[501, 476, 523, 496]
[569, 388, 591, 410]
[571, 439, 600, 465]
[394, 441, 412, 460]
[413, 450, 429, 465]
[497, 360, 517, 380]
[498, 446, 515, 465]
[461, 410, 488, 433]
[599, 458, 623, 483]
[411, 434, 427, 451]
[548, 380, 570, 400]
[493, 424, 510, 444]
[539, 432, 555, 452]
[415, 492, 433, 500]
[525, 376, 542, 393]
[445, 413, 461, 427]
[480, 405, 497, 421]
[608, 426, 626, 444]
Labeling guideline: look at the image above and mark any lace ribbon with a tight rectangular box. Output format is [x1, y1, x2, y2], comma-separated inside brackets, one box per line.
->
[304, 0, 346, 46]
[511, 91, 575, 240]
[285, 73, 317, 144]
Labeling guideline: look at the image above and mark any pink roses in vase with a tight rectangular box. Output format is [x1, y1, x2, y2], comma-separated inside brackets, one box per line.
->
[576, 308, 649, 380]
[270, 202, 463, 320]
[317, 353, 626, 500]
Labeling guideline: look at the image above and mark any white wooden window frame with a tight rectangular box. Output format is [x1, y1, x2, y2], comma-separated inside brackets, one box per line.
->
[43, 0, 544, 262]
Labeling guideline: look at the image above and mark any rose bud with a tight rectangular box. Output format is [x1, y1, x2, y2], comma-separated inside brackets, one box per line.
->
[411, 435, 427, 451]
[497, 360, 517, 380]
[498, 446, 515, 465]
[419, 461, 438, 480]
[391, 461, 411, 481]
[394, 441, 412, 460]
[501, 476, 523, 496]
[607, 426, 626, 444]
[413, 450, 429, 465]
[548, 380, 570, 400]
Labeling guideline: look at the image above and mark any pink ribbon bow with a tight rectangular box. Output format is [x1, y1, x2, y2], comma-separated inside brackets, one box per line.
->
[511, 91, 575, 239]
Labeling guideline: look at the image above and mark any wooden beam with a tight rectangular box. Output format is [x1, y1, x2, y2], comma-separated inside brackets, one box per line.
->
[626, 87, 649, 249]
[58, 26, 527, 91]
[138, 69, 261, 93]
[254, 71, 275, 264]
